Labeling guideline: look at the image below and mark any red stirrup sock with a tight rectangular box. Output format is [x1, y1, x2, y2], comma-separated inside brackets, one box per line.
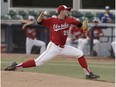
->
[78, 55, 91, 75]
[16, 60, 36, 69]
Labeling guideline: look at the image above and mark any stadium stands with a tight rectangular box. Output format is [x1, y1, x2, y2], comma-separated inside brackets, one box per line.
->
[28, 9, 39, 19]
[69, 11, 84, 18]
[1, 14, 12, 20]
[17, 10, 28, 20]
[84, 12, 95, 22]
[11, 15, 23, 20]
[8, 10, 17, 16]
[1, 10, 115, 23]
[46, 11, 58, 17]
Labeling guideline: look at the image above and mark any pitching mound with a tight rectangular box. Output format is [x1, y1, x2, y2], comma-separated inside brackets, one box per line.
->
[1, 71, 114, 87]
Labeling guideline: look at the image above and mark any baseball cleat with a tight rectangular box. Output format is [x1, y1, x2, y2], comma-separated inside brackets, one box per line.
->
[4, 62, 17, 71]
[86, 72, 100, 80]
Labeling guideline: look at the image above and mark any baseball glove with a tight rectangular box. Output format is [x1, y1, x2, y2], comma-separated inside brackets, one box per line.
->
[82, 19, 89, 33]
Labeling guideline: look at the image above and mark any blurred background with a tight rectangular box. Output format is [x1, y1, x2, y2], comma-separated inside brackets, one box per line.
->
[1, 0, 115, 57]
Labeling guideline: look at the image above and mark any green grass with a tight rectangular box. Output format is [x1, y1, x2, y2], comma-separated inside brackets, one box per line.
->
[1, 57, 115, 82]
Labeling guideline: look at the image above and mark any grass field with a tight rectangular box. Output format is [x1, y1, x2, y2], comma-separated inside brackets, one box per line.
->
[1, 55, 115, 83]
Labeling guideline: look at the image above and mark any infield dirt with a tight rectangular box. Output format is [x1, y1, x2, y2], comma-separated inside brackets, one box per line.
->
[1, 71, 115, 87]
[1, 53, 115, 87]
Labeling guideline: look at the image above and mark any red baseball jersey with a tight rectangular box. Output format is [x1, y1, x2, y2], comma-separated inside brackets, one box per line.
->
[70, 26, 85, 39]
[24, 28, 38, 39]
[87, 27, 103, 39]
[40, 17, 80, 46]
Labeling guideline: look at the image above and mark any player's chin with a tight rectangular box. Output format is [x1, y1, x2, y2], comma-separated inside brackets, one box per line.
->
[65, 14, 69, 17]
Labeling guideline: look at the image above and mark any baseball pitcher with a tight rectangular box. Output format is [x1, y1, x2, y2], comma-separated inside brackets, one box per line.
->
[5, 5, 100, 80]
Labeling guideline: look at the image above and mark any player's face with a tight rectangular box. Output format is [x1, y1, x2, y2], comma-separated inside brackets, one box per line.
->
[63, 10, 69, 17]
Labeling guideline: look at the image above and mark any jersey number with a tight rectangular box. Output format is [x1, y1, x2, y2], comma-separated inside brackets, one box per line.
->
[64, 30, 69, 36]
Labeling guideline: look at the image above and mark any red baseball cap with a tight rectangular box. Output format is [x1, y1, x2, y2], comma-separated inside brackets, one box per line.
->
[57, 5, 71, 13]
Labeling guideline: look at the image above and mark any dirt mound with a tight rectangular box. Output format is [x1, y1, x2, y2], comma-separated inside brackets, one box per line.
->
[1, 71, 114, 87]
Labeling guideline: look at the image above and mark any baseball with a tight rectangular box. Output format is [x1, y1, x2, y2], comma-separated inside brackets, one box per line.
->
[44, 10, 48, 15]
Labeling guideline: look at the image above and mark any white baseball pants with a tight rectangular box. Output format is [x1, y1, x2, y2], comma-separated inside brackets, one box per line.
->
[26, 37, 46, 54]
[34, 41, 83, 66]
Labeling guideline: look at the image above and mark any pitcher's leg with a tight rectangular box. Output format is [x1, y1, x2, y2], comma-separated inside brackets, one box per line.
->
[60, 45, 83, 57]
[34, 43, 60, 66]
[60, 45, 91, 75]
[16, 42, 60, 69]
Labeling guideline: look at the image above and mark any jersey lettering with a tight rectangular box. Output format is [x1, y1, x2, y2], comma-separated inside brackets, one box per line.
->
[53, 22, 69, 31]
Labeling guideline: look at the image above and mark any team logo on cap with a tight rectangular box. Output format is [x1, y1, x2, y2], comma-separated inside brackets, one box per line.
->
[63, 5, 68, 9]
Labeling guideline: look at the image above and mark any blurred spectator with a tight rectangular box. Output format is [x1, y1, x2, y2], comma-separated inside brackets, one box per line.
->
[86, 18, 110, 56]
[66, 25, 86, 48]
[87, 18, 104, 56]
[21, 15, 46, 54]
[99, 6, 113, 23]
[74, 18, 110, 56]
